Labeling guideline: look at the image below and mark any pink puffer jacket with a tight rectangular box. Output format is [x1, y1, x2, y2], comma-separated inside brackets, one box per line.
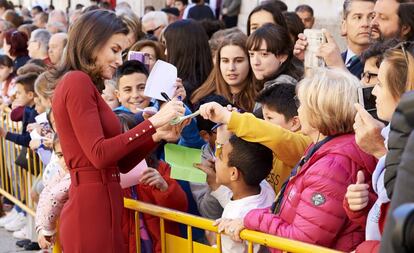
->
[244, 134, 377, 253]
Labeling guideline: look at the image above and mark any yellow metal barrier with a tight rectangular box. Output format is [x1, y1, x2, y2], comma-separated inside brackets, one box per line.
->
[0, 109, 43, 217]
[0, 106, 343, 253]
[124, 198, 343, 253]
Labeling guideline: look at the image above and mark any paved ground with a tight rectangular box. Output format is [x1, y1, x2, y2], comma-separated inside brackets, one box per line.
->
[0, 228, 40, 253]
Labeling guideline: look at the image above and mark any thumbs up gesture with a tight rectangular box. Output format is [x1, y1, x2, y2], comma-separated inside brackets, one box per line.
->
[345, 171, 370, 211]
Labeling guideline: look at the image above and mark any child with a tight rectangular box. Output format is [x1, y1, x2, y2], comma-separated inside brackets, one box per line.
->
[0, 72, 38, 147]
[0, 54, 15, 106]
[254, 83, 305, 192]
[174, 0, 188, 19]
[0, 72, 38, 235]
[214, 135, 275, 252]
[116, 112, 188, 253]
[114, 60, 152, 114]
[102, 79, 120, 110]
[190, 95, 232, 220]
[36, 134, 69, 249]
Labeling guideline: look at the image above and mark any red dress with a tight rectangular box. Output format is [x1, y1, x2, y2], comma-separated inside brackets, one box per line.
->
[52, 71, 157, 253]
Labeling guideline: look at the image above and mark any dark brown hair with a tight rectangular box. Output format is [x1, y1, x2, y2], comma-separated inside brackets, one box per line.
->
[247, 23, 302, 82]
[191, 32, 257, 112]
[283, 12, 305, 43]
[49, 10, 128, 92]
[15, 72, 38, 93]
[3, 10, 22, 28]
[246, 3, 287, 36]
[164, 19, 213, 97]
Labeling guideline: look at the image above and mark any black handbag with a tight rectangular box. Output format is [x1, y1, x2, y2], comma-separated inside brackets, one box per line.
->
[15, 147, 39, 176]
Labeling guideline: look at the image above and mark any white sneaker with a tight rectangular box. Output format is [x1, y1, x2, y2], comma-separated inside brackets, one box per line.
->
[5, 212, 26, 231]
[0, 208, 18, 227]
[13, 225, 28, 239]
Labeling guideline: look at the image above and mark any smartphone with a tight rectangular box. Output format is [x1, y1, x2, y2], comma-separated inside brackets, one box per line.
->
[358, 86, 379, 120]
[304, 29, 326, 69]
[127, 51, 150, 70]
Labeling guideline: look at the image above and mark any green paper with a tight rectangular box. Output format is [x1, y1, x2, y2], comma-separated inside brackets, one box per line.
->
[165, 143, 206, 183]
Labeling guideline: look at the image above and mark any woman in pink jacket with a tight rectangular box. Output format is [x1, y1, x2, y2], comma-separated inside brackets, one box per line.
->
[216, 69, 377, 252]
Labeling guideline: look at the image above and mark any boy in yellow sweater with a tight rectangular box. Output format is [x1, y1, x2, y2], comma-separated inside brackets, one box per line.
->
[199, 83, 312, 193]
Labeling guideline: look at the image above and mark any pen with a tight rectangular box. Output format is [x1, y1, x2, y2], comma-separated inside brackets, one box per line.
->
[161, 92, 171, 102]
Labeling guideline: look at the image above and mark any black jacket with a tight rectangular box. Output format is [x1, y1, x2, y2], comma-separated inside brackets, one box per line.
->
[380, 91, 414, 253]
[341, 51, 363, 80]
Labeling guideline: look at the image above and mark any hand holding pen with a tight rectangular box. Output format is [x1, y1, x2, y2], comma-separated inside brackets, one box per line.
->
[148, 93, 185, 128]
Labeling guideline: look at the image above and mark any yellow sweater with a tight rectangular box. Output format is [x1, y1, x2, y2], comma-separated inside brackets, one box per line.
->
[227, 112, 312, 193]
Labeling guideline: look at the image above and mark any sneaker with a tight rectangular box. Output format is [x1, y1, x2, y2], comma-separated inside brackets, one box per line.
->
[0, 208, 18, 227]
[13, 225, 28, 239]
[16, 239, 31, 247]
[5, 212, 26, 231]
[24, 242, 41, 251]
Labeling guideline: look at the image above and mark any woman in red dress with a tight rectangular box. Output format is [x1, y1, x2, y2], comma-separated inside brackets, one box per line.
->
[50, 10, 185, 252]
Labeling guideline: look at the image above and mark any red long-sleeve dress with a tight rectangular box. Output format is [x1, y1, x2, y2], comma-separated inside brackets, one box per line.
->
[52, 71, 158, 252]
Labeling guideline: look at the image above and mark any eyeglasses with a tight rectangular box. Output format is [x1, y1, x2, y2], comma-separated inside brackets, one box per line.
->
[293, 95, 300, 108]
[361, 71, 378, 83]
[146, 26, 162, 35]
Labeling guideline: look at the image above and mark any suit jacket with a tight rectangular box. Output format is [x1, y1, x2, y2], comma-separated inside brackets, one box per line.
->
[342, 51, 364, 80]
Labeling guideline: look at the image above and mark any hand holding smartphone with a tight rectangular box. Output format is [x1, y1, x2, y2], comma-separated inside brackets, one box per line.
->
[358, 86, 379, 120]
[304, 29, 326, 70]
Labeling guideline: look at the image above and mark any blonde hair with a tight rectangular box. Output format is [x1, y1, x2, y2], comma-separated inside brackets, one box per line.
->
[382, 47, 414, 100]
[297, 68, 361, 136]
[34, 72, 56, 99]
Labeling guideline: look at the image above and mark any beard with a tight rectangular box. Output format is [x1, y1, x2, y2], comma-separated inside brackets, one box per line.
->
[369, 25, 402, 43]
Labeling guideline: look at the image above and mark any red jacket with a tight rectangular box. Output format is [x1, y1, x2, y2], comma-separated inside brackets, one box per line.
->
[244, 134, 377, 253]
[122, 161, 188, 253]
[344, 201, 389, 253]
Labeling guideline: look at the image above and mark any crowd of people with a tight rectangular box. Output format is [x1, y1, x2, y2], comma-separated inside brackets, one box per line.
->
[0, 0, 412, 252]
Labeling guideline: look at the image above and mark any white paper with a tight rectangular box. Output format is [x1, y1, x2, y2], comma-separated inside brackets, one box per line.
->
[144, 60, 177, 101]
[35, 112, 48, 124]
[30, 129, 44, 140]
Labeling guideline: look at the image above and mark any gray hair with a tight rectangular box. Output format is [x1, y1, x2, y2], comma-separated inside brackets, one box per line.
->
[31, 29, 51, 51]
[343, 0, 377, 19]
[47, 22, 68, 33]
[142, 11, 168, 28]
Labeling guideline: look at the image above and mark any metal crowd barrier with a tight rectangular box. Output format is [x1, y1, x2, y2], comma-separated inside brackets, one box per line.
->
[0, 108, 342, 253]
[0, 108, 42, 217]
[124, 198, 343, 253]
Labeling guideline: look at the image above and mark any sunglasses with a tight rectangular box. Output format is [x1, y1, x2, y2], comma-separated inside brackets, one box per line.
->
[146, 26, 162, 35]
[396, 41, 414, 66]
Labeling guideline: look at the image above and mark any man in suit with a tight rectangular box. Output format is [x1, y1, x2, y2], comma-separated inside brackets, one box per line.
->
[294, 0, 375, 79]
[340, 0, 376, 79]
